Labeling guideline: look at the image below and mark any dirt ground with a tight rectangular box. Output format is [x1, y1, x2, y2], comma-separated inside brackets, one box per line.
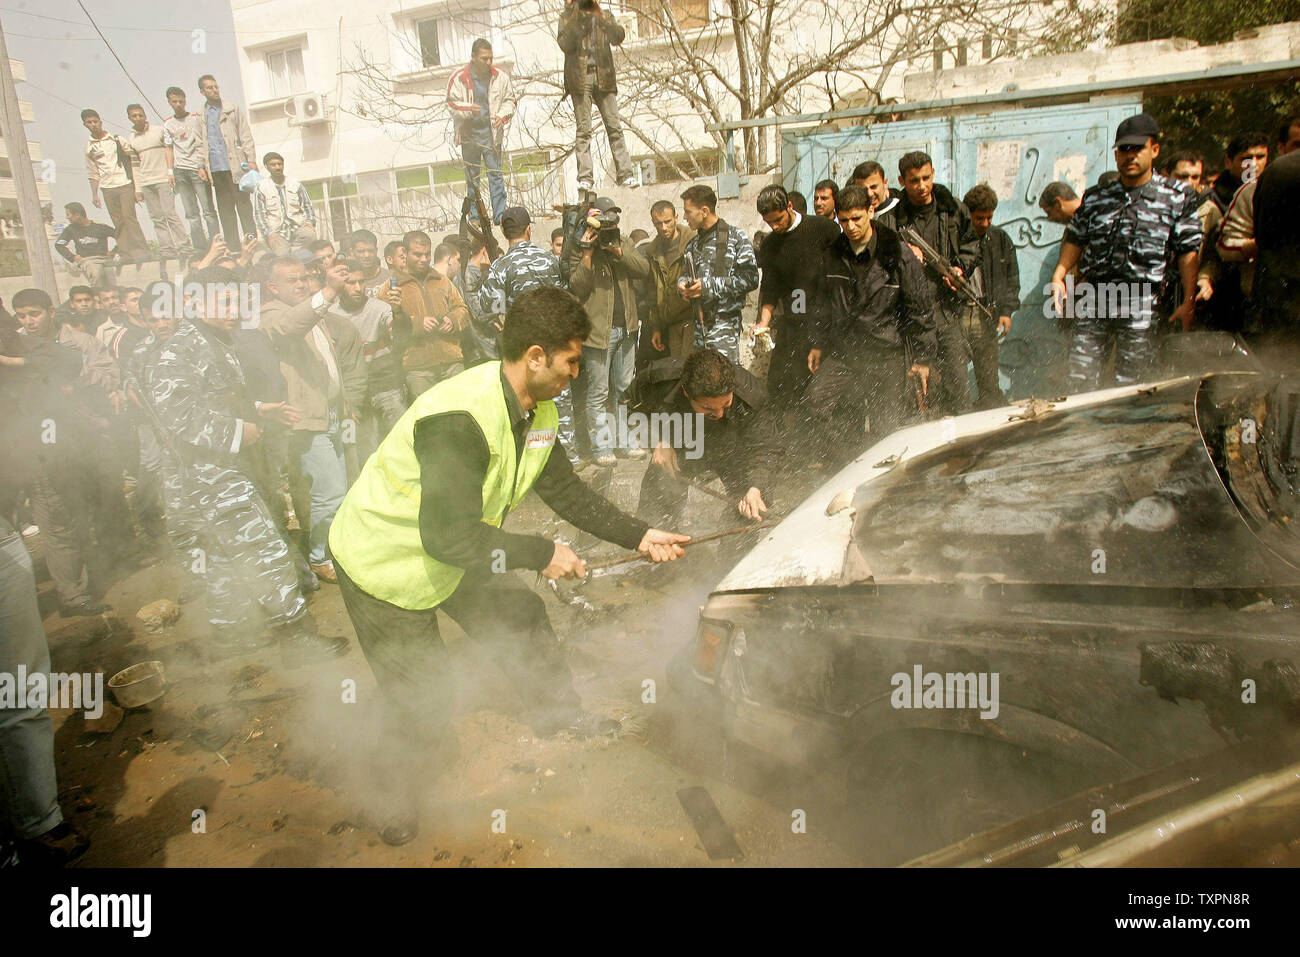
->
[36, 457, 876, 868]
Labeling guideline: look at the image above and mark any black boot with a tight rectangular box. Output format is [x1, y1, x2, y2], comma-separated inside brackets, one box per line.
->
[274, 617, 348, 668]
[16, 822, 90, 867]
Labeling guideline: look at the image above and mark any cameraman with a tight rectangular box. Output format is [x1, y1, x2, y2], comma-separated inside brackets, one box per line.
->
[557, 0, 637, 192]
[566, 196, 650, 466]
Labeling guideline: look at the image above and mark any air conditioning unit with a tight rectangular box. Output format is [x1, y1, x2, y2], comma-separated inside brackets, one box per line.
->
[286, 92, 326, 127]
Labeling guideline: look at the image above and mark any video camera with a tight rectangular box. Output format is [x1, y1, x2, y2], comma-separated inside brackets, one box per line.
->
[581, 207, 622, 251]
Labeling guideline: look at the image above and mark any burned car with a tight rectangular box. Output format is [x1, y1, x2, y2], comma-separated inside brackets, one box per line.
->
[671, 371, 1300, 862]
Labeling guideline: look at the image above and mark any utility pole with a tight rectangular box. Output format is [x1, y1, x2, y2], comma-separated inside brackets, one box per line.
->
[0, 17, 59, 298]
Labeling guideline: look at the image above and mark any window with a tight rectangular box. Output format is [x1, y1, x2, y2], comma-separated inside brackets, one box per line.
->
[416, 18, 440, 68]
[638, 0, 710, 39]
[264, 45, 306, 99]
[401, 5, 492, 74]
[640, 150, 719, 183]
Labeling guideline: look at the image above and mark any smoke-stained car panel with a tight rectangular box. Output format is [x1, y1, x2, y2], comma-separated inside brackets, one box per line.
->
[673, 373, 1300, 861]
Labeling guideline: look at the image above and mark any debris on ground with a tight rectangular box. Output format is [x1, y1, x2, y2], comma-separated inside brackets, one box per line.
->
[136, 599, 182, 631]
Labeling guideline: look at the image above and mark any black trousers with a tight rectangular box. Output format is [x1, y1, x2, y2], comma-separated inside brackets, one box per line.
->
[931, 301, 973, 415]
[335, 560, 581, 803]
[768, 317, 813, 404]
[209, 170, 257, 248]
[803, 348, 915, 466]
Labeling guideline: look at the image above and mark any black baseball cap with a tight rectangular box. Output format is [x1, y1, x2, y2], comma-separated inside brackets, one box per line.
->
[500, 206, 531, 230]
[592, 196, 621, 214]
[1115, 113, 1160, 148]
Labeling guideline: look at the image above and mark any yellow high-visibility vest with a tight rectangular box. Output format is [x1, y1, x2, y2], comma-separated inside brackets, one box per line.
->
[329, 361, 558, 609]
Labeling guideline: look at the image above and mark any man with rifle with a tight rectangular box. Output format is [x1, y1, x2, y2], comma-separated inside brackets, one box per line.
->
[876, 151, 980, 414]
[677, 184, 759, 364]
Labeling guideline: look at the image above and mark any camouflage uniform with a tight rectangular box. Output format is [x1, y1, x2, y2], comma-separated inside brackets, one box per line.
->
[476, 241, 581, 457]
[150, 320, 307, 634]
[1064, 176, 1201, 390]
[681, 221, 760, 363]
[124, 332, 202, 575]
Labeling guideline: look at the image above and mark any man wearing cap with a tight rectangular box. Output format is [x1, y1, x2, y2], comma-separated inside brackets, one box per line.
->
[478, 207, 566, 327]
[476, 207, 582, 464]
[564, 196, 651, 466]
[1049, 113, 1201, 391]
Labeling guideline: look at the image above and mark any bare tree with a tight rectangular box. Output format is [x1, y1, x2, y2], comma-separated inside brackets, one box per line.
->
[340, 0, 1109, 192]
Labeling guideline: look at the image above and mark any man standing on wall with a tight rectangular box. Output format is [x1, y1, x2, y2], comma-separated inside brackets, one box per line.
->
[557, 0, 639, 192]
[196, 74, 259, 250]
[125, 103, 192, 270]
[447, 39, 516, 227]
[164, 86, 221, 256]
[82, 109, 149, 264]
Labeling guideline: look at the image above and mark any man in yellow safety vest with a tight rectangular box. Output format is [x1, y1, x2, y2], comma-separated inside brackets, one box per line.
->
[328, 285, 689, 845]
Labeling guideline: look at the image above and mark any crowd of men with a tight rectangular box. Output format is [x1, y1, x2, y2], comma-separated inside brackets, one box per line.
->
[5, 21, 1300, 863]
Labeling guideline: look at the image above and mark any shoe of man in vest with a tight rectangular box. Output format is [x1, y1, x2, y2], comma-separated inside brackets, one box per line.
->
[15, 822, 90, 867]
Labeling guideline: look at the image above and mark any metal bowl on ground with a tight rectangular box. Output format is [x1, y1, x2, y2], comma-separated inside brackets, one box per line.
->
[108, 661, 166, 709]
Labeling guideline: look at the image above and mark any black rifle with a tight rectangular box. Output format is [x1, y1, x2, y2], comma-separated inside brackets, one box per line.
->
[900, 226, 997, 325]
[679, 251, 709, 345]
[121, 365, 190, 479]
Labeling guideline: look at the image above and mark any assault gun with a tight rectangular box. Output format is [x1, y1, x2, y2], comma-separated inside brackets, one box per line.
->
[121, 366, 190, 479]
[679, 251, 709, 343]
[900, 226, 997, 326]
[475, 194, 502, 263]
[460, 196, 501, 264]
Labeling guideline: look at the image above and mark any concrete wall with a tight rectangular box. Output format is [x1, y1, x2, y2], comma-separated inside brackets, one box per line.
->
[901, 22, 1300, 104]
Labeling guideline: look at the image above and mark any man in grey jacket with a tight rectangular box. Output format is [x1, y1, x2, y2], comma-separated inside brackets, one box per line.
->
[196, 74, 258, 250]
[566, 197, 650, 465]
[557, 0, 637, 192]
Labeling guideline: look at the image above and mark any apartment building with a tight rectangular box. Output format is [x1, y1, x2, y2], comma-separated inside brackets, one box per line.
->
[228, 0, 1078, 239]
[0, 58, 52, 278]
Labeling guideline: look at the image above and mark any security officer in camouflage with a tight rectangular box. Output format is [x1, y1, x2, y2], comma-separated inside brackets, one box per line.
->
[123, 283, 202, 598]
[678, 184, 760, 363]
[478, 206, 581, 461]
[1051, 113, 1201, 391]
[149, 269, 349, 664]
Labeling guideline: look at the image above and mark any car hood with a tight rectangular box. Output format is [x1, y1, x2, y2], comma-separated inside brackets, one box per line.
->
[717, 374, 1300, 592]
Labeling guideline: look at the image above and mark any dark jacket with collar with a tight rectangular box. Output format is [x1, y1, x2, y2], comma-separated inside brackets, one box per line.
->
[977, 224, 1022, 320]
[814, 222, 938, 363]
[876, 183, 980, 308]
[557, 7, 624, 96]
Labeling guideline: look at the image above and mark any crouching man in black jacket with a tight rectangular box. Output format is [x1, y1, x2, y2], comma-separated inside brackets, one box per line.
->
[805, 185, 938, 466]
